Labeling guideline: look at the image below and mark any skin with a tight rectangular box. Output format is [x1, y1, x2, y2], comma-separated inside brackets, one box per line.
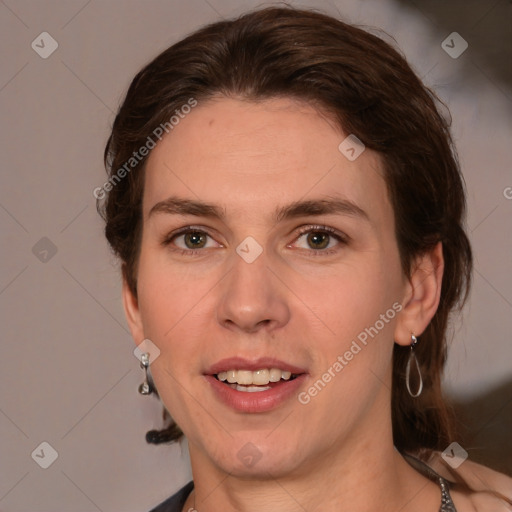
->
[123, 97, 447, 511]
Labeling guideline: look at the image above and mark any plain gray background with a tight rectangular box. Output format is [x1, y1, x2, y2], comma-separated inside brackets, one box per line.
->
[1, 0, 511, 510]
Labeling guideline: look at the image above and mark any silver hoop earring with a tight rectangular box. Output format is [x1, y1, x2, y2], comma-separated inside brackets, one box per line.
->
[405, 334, 423, 398]
[138, 352, 154, 395]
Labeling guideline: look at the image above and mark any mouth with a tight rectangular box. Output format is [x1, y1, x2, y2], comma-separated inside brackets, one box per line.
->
[214, 368, 301, 392]
[205, 357, 307, 412]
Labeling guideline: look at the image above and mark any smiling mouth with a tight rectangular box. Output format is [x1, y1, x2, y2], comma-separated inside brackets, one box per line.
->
[214, 368, 300, 392]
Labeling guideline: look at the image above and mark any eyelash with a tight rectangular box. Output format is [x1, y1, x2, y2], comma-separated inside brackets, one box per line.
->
[161, 225, 213, 257]
[161, 225, 348, 257]
[292, 225, 348, 256]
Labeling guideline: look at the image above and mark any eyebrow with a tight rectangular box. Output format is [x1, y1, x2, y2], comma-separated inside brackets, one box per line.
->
[148, 196, 369, 223]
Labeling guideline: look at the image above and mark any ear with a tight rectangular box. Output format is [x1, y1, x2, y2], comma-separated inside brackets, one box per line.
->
[122, 278, 145, 344]
[394, 242, 444, 346]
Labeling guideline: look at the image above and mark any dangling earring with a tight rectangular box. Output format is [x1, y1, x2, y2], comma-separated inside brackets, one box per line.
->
[138, 352, 153, 395]
[405, 334, 423, 398]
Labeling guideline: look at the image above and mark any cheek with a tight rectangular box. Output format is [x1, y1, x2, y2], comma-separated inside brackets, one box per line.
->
[296, 259, 399, 338]
[136, 246, 206, 337]
[294, 257, 403, 405]
[135, 250, 219, 382]
[135, 262, 209, 424]
[294, 264, 400, 419]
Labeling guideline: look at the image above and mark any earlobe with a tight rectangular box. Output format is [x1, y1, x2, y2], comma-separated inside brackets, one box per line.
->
[122, 279, 144, 343]
[394, 242, 444, 346]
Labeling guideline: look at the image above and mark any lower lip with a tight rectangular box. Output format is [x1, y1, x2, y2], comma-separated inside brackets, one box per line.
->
[205, 374, 307, 413]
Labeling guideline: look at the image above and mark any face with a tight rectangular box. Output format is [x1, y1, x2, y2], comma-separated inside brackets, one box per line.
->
[125, 97, 411, 478]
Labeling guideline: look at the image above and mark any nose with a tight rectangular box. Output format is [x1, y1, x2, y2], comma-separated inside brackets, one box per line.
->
[216, 249, 291, 335]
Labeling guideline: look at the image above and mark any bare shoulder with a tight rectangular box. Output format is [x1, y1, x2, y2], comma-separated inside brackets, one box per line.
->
[426, 452, 512, 512]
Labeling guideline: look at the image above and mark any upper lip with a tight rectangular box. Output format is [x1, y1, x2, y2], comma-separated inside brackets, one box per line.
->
[205, 357, 307, 375]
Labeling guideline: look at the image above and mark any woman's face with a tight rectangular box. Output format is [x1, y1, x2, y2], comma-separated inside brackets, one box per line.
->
[125, 97, 412, 478]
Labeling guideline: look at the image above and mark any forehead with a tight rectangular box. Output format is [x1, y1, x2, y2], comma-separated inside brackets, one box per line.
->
[143, 97, 390, 225]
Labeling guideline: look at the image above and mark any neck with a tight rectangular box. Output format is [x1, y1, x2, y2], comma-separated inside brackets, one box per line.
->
[184, 413, 438, 512]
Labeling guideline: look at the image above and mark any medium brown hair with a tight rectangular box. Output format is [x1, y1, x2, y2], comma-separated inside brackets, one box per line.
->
[99, 6, 472, 456]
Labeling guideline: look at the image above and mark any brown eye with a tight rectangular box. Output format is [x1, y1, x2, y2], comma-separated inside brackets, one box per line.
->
[306, 232, 330, 250]
[164, 228, 222, 253]
[290, 226, 347, 255]
[184, 231, 207, 249]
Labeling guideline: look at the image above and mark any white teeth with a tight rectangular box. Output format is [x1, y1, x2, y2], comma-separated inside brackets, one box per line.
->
[253, 369, 269, 385]
[234, 384, 272, 392]
[216, 368, 295, 386]
[237, 370, 253, 385]
[269, 368, 282, 382]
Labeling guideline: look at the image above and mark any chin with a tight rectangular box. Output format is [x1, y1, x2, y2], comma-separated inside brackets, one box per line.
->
[203, 434, 307, 479]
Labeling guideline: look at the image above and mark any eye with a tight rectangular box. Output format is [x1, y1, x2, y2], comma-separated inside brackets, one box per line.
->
[290, 225, 347, 254]
[178, 231, 209, 249]
[162, 227, 221, 253]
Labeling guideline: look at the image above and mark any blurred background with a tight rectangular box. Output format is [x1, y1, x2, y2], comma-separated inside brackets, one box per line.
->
[1, 0, 511, 510]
